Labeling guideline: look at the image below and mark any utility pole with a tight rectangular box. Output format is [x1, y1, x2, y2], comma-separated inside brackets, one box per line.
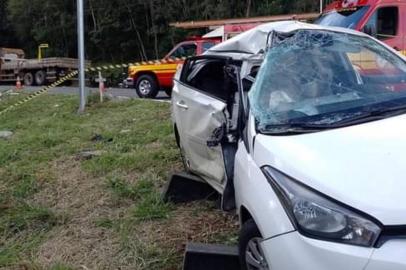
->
[77, 0, 87, 113]
[320, 0, 323, 13]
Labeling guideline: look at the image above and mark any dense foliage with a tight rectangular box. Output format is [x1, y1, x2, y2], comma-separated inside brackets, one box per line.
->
[1, 0, 327, 63]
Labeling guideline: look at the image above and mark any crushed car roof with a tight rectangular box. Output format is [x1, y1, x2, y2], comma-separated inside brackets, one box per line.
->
[206, 21, 369, 56]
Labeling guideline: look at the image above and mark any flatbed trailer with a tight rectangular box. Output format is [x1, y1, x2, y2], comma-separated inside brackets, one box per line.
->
[0, 47, 86, 86]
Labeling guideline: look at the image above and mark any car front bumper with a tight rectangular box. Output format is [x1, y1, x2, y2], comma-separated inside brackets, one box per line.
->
[261, 231, 406, 270]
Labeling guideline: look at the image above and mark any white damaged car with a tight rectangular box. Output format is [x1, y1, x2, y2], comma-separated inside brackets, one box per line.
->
[171, 21, 406, 270]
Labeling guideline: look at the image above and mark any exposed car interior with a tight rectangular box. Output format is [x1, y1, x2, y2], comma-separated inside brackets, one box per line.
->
[181, 57, 261, 134]
[177, 56, 262, 209]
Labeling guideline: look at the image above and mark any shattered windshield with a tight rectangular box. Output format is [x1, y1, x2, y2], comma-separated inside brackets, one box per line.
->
[249, 30, 406, 134]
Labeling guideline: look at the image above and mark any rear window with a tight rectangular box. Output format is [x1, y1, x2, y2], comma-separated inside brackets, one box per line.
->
[315, 6, 370, 29]
[202, 41, 217, 53]
[169, 43, 197, 59]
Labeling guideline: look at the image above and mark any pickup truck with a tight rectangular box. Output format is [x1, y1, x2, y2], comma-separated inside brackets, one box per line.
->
[128, 38, 220, 98]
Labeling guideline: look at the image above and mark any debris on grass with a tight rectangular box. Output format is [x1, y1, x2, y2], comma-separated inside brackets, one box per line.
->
[120, 129, 131, 134]
[77, 150, 106, 160]
[0, 130, 13, 140]
[90, 134, 113, 143]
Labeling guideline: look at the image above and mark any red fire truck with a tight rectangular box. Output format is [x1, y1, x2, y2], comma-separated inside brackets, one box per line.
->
[316, 0, 406, 54]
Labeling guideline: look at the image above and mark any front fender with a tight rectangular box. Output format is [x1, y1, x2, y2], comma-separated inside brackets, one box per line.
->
[234, 141, 295, 239]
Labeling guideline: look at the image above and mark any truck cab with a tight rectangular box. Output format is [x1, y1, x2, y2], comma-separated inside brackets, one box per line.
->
[128, 38, 220, 98]
[316, 0, 406, 54]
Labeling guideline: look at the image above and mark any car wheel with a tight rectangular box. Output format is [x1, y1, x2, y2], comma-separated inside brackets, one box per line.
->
[239, 219, 269, 270]
[23, 72, 34, 86]
[35, 70, 46, 86]
[164, 88, 172, 97]
[135, 74, 159, 98]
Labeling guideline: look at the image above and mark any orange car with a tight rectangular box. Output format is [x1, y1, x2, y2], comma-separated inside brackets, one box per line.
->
[129, 38, 220, 98]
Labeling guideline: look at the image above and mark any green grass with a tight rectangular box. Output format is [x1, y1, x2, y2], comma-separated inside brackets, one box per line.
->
[132, 193, 174, 221]
[0, 204, 57, 234]
[107, 175, 155, 200]
[0, 93, 236, 269]
[49, 263, 74, 270]
[107, 173, 174, 221]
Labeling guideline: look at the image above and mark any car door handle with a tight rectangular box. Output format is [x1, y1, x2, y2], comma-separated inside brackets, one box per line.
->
[393, 46, 400, 51]
[176, 101, 188, 110]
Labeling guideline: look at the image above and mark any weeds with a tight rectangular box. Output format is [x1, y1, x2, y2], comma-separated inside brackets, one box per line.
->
[132, 193, 173, 221]
[49, 263, 74, 270]
[107, 176, 155, 200]
[0, 94, 237, 269]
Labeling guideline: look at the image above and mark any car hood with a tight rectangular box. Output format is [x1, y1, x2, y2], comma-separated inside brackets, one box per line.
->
[254, 114, 406, 225]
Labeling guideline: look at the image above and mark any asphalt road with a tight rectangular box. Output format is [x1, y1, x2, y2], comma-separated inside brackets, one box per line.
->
[0, 85, 170, 100]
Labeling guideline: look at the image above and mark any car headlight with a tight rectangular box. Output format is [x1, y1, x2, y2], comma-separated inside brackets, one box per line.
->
[262, 166, 382, 247]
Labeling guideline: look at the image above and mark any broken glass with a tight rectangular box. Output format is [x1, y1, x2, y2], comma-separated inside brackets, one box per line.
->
[249, 29, 406, 133]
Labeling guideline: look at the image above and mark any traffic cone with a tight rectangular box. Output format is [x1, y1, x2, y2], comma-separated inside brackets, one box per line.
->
[16, 76, 23, 90]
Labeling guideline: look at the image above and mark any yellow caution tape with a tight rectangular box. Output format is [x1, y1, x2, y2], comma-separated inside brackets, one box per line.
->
[0, 57, 188, 117]
[0, 70, 79, 117]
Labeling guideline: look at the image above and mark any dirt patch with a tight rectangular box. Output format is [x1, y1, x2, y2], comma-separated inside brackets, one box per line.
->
[30, 159, 238, 270]
[0, 168, 9, 193]
[146, 141, 163, 150]
[0, 181, 7, 194]
[172, 205, 238, 245]
[32, 158, 126, 269]
[128, 202, 239, 256]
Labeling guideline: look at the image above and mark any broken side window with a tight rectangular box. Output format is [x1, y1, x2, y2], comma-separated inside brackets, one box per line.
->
[181, 58, 238, 101]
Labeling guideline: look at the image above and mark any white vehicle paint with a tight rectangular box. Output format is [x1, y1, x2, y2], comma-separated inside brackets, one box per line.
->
[172, 79, 228, 192]
[172, 21, 406, 270]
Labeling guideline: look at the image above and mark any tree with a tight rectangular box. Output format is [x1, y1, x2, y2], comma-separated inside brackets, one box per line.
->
[0, 0, 18, 47]
[3, 0, 321, 62]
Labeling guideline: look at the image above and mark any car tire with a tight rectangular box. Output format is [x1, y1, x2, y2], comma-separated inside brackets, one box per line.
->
[23, 72, 34, 86]
[135, 74, 159, 98]
[239, 219, 269, 270]
[35, 70, 46, 86]
[164, 88, 172, 97]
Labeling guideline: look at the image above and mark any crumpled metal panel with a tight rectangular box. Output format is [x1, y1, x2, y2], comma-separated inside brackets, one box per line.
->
[173, 76, 229, 193]
[186, 102, 227, 191]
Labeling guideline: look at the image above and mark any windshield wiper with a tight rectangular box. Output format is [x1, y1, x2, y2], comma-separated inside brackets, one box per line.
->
[329, 104, 406, 127]
[261, 123, 333, 135]
[261, 104, 406, 135]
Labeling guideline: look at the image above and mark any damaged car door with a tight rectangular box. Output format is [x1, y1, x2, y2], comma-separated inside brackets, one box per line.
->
[172, 56, 233, 193]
